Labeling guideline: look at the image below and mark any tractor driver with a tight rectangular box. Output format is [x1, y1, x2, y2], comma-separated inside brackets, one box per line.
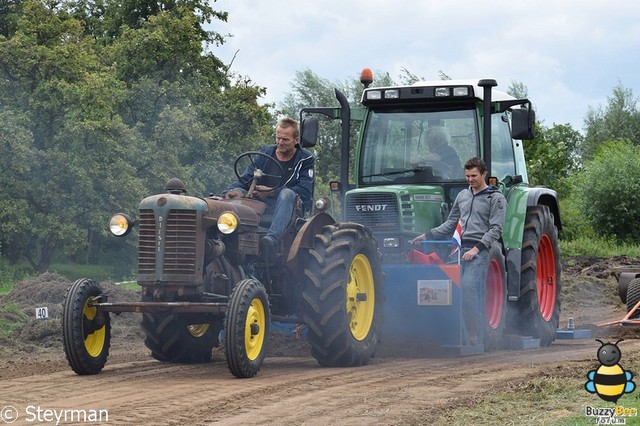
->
[411, 157, 506, 345]
[224, 117, 315, 253]
[411, 127, 462, 178]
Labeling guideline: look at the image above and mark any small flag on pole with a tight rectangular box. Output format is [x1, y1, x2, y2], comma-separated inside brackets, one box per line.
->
[451, 221, 462, 255]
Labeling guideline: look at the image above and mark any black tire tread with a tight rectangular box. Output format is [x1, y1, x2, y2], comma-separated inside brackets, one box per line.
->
[301, 223, 383, 367]
[224, 279, 270, 378]
[625, 278, 640, 317]
[516, 205, 562, 346]
[62, 278, 110, 375]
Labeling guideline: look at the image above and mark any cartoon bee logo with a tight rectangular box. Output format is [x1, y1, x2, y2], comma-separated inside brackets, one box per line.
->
[585, 339, 635, 403]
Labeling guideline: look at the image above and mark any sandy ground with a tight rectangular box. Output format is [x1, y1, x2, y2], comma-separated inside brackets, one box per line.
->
[1, 256, 639, 425]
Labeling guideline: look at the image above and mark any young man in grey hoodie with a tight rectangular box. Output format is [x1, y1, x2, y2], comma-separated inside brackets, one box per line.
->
[412, 157, 506, 344]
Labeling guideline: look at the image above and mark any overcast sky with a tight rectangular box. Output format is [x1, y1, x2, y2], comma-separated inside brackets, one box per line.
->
[211, 0, 640, 132]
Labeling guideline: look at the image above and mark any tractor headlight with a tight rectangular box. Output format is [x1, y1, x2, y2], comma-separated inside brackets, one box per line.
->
[217, 212, 239, 234]
[109, 213, 134, 237]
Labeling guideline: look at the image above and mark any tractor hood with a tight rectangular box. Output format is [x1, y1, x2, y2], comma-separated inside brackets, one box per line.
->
[344, 185, 447, 237]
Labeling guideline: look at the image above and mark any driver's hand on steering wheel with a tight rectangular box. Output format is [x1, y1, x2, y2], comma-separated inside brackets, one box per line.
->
[254, 185, 275, 200]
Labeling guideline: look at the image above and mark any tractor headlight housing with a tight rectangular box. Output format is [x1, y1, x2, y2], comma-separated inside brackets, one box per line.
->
[217, 212, 239, 234]
[109, 213, 134, 237]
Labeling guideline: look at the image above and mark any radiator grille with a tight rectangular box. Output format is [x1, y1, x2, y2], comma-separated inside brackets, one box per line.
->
[164, 209, 197, 274]
[137, 209, 198, 275]
[138, 209, 156, 274]
[344, 192, 399, 232]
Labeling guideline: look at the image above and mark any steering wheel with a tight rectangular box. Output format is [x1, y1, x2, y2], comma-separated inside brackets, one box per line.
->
[234, 151, 285, 197]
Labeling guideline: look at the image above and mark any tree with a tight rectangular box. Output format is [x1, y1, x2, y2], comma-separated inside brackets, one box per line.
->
[524, 123, 583, 197]
[582, 83, 640, 160]
[0, 0, 143, 272]
[575, 140, 640, 243]
[0, 0, 273, 274]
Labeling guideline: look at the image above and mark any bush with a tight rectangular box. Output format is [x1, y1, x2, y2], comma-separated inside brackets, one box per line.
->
[557, 182, 594, 242]
[0, 258, 32, 295]
[576, 140, 640, 243]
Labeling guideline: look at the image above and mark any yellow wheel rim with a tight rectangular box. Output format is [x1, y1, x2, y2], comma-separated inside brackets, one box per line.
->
[187, 324, 210, 338]
[346, 254, 375, 341]
[83, 298, 106, 358]
[245, 298, 266, 361]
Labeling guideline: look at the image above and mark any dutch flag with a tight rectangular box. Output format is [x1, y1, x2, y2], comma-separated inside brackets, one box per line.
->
[451, 221, 462, 255]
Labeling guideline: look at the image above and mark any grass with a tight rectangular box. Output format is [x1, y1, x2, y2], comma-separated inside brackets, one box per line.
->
[560, 236, 640, 258]
[431, 358, 640, 426]
[115, 280, 140, 291]
[0, 301, 28, 338]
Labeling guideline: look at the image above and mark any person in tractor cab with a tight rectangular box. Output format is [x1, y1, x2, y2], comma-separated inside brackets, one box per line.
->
[424, 127, 462, 177]
[412, 157, 506, 344]
[411, 127, 462, 178]
[224, 117, 315, 252]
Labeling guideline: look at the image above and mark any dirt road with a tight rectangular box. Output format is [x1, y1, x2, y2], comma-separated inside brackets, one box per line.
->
[1, 257, 639, 425]
[1, 337, 637, 426]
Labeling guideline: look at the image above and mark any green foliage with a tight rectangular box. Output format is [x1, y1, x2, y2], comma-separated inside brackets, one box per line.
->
[0, 0, 273, 274]
[575, 140, 640, 243]
[582, 82, 640, 160]
[524, 123, 583, 197]
[556, 188, 594, 242]
[48, 262, 128, 282]
[560, 236, 640, 257]
[0, 258, 31, 295]
[0, 301, 28, 338]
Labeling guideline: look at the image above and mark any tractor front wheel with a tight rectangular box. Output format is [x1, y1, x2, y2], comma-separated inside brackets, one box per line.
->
[224, 279, 270, 378]
[301, 223, 383, 367]
[62, 278, 111, 375]
[515, 205, 561, 346]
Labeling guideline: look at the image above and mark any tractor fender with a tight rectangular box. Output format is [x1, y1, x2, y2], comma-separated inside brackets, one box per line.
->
[503, 186, 561, 301]
[286, 212, 336, 265]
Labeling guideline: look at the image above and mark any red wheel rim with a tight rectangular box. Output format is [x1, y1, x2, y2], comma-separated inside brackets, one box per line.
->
[485, 258, 504, 329]
[536, 234, 557, 321]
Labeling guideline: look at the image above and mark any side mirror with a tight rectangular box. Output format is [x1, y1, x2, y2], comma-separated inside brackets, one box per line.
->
[511, 108, 536, 140]
[300, 116, 319, 148]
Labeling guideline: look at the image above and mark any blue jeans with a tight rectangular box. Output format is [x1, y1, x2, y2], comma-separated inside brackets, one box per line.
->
[460, 248, 489, 338]
[263, 188, 296, 243]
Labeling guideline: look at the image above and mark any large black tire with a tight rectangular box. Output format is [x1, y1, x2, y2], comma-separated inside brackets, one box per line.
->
[625, 278, 640, 317]
[141, 308, 219, 364]
[301, 223, 383, 367]
[515, 205, 561, 346]
[484, 243, 507, 351]
[62, 278, 111, 375]
[224, 279, 271, 378]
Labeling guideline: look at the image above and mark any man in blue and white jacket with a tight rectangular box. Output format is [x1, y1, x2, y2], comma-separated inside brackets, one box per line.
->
[224, 117, 315, 251]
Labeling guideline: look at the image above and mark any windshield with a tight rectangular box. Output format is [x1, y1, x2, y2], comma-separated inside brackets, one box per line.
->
[359, 109, 478, 185]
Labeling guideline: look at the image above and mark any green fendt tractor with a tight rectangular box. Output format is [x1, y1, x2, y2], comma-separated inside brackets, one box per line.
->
[301, 69, 561, 352]
[62, 125, 384, 378]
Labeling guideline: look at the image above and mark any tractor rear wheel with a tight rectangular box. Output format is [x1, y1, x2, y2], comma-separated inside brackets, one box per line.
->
[224, 279, 270, 378]
[301, 223, 383, 367]
[62, 278, 111, 375]
[484, 243, 507, 351]
[625, 278, 640, 317]
[141, 301, 219, 364]
[515, 205, 561, 346]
